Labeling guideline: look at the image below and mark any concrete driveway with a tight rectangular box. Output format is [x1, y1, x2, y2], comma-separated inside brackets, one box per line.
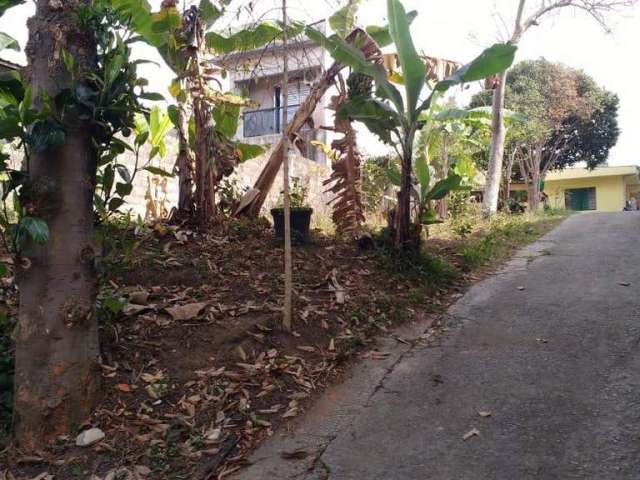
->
[235, 212, 640, 480]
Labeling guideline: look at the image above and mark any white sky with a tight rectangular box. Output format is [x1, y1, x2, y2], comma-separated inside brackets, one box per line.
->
[1, 0, 638, 165]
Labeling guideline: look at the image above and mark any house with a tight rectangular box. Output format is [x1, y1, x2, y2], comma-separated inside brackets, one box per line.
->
[512, 166, 640, 212]
[213, 20, 331, 167]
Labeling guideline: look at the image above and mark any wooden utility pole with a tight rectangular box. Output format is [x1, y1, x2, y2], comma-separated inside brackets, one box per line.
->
[282, 0, 292, 331]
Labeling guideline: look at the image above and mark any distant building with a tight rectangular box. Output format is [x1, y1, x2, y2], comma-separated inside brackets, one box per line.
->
[511, 166, 640, 212]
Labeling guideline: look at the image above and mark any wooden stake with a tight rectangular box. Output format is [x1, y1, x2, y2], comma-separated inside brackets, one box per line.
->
[282, 0, 293, 332]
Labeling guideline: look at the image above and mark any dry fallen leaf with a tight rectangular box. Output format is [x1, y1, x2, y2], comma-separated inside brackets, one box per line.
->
[463, 428, 480, 440]
[115, 383, 132, 393]
[129, 291, 150, 305]
[165, 302, 208, 321]
[123, 303, 152, 316]
[478, 411, 492, 417]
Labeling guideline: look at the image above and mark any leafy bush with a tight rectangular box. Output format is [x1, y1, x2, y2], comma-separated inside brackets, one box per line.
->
[275, 177, 309, 209]
[362, 154, 395, 213]
[452, 219, 473, 238]
[218, 178, 248, 215]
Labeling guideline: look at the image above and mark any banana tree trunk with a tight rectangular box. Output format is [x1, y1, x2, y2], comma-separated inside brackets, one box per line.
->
[394, 150, 413, 249]
[14, 0, 100, 451]
[175, 101, 194, 214]
[438, 136, 449, 219]
[482, 70, 507, 217]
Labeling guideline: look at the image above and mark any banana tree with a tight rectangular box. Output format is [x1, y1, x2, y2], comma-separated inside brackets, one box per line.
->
[112, 0, 292, 222]
[307, 0, 516, 249]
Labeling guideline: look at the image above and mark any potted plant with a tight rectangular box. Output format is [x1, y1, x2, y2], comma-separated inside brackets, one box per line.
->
[271, 177, 313, 244]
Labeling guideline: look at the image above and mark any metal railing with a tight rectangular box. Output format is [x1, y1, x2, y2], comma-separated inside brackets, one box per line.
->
[242, 104, 301, 138]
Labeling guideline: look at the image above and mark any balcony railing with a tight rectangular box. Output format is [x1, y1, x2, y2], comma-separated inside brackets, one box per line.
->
[242, 105, 300, 138]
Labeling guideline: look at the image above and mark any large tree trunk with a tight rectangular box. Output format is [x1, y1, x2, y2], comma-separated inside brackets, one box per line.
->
[482, 70, 507, 217]
[15, 0, 100, 451]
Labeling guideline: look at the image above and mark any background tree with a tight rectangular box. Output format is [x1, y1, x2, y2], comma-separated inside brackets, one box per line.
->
[481, 0, 636, 217]
[472, 59, 620, 210]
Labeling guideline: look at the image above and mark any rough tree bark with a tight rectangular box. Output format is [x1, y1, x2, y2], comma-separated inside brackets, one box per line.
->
[15, 0, 100, 451]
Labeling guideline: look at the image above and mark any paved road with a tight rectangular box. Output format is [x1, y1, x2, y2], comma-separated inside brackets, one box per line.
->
[236, 212, 640, 480]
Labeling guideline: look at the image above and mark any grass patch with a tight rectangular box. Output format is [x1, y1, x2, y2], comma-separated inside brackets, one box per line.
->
[460, 211, 566, 269]
[373, 230, 459, 288]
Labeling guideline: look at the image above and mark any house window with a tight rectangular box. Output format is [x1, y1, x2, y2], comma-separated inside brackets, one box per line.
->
[565, 187, 596, 211]
[243, 82, 311, 137]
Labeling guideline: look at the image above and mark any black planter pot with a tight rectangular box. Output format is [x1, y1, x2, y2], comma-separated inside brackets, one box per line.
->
[271, 207, 313, 244]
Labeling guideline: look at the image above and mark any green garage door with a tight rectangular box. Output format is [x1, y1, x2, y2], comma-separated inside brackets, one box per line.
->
[565, 187, 596, 211]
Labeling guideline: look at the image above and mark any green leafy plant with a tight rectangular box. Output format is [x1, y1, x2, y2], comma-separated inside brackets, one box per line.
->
[276, 177, 309, 209]
[218, 178, 249, 215]
[307, 0, 516, 248]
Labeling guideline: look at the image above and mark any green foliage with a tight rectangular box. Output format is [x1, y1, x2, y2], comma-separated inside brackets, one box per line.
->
[0, 0, 23, 16]
[470, 59, 619, 172]
[374, 233, 458, 287]
[329, 0, 362, 38]
[460, 212, 565, 268]
[0, 0, 22, 56]
[387, 0, 425, 121]
[362, 154, 395, 213]
[218, 177, 248, 215]
[276, 177, 309, 209]
[0, 32, 18, 52]
[452, 218, 473, 238]
[365, 10, 417, 48]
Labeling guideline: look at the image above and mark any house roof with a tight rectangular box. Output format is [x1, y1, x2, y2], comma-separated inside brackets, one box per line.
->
[545, 165, 640, 182]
